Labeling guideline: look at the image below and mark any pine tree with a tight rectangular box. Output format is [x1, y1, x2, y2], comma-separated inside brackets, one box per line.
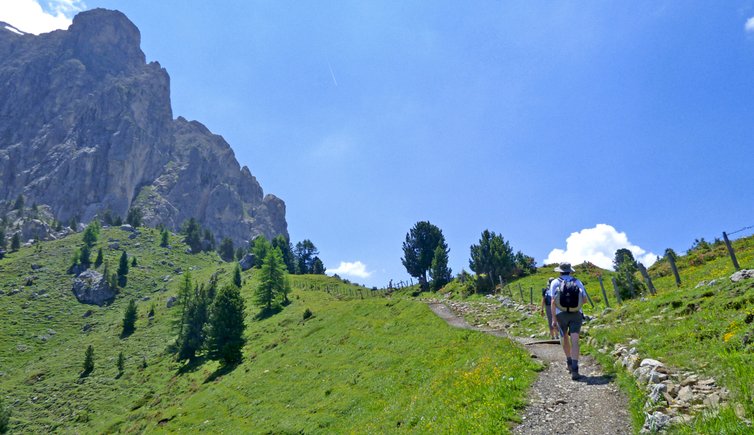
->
[218, 237, 235, 262]
[251, 236, 271, 268]
[94, 247, 104, 268]
[82, 221, 100, 247]
[182, 218, 202, 253]
[0, 228, 5, 250]
[311, 257, 326, 275]
[131, 256, 137, 267]
[233, 263, 243, 288]
[126, 207, 142, 227]
[203, 229, 216, 252]
[117, 251, 129, 277]
[207, 284, 245, 365]
[254, 248, 286, 310]
[160, 229, 169, 247]
[117, 351, 125, 375]
[82, 345, 94, 376]
[177, 284, 210, 361]
[177, 272, 193, 337]
[79, 245, 91, 267]
[122, 299, 137, 336]
[10, 233, 20, 252]
[430, 244, 452, 291]
[402, 221, 446, 290]
[293, 239, 319, 274]
[271, 235, 295, 273]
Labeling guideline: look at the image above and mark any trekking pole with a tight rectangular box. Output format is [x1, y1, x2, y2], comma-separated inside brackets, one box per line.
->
[583, 287, 595, 308]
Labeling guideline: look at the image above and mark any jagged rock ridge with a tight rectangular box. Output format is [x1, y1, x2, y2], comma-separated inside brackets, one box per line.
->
[0, 8, 287, 246]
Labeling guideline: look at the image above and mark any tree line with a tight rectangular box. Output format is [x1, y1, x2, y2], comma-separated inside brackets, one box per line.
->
[401, 221, 536, 293]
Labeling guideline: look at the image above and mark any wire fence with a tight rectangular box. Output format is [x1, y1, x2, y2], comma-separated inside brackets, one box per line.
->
[290, 278, 391, 299]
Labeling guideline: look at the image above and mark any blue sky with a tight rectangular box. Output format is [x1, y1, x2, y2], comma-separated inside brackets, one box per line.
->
[3, 1, 754, 287]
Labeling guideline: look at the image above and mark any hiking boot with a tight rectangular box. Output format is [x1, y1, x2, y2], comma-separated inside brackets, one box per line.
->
[566, 363, 572, 373]
[571, 370, 581, 380]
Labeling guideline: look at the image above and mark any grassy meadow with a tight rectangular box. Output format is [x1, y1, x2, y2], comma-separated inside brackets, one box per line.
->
[0, 227, 538, 433]
[446, 233, 754, 433]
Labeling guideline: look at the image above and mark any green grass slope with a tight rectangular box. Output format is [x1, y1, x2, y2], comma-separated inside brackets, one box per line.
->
[480, 234, 754, 432]
[0, 227, 538, 433]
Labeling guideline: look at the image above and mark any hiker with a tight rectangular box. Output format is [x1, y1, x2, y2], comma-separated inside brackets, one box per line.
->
[540, 277, 558, 339]
[550, 262, 588, 380]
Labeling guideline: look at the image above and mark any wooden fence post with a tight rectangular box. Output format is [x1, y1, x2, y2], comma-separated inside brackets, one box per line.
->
[666, 252, 681, 287]
[723, 232, 741, 271]
[638, 263, 656, 295]
[530, 287, 533, 305]
[598, 275, 610, 308]
[611, 276, 622, 304]
[518, 283, 524, 302]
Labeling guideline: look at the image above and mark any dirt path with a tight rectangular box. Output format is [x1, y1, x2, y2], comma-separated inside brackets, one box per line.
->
[428, 302, 633, 434]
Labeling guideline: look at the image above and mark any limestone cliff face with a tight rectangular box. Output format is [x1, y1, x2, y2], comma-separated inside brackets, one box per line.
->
[0, 9, 287, 245]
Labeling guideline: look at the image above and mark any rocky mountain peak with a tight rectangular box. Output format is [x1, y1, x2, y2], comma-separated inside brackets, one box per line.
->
[0, 8, 288, 247]
[67, 8, 145, 77]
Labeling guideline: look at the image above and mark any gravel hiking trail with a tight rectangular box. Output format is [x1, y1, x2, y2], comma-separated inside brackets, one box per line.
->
[428, 302, 632, 435]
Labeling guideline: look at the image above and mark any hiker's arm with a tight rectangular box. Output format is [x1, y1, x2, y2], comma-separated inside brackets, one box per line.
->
[550, 298, 558, 328]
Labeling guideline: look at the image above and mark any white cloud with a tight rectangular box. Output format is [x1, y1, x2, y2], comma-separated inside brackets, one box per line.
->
[544, 224, 658, 270]
[328, 261, 372, 279]
[0, 0, 85, 35]
[746, 17, 754, 33]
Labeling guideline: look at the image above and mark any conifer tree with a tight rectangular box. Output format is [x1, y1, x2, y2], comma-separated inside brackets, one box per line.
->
[82, 345, 94, 376]
[79, 245, 91, 267]
[207, 284, 245, 365]
[311, 257, 325, 275]
[182, 218, 202, 253]
[160, 229, 170, 248]
[82, 221, 100, 247]
[10, 233, 20, 252]
[131, 256, 137, 267]
[0, 228, 5, 250]
[94, 247, 104, 268]
[117, 251, 129, 277]
[122, 299, 137, 336]
[117, 351, 125, 375]
[126, 207, 142, 227]
[430, 244, 452, 291]
[177, 284, 210, 360]
[255, 248, 286, 310]
[232, 263, 242, 288]
[251, 236, 271, 268]
[177, 272, 193, 337]
[402, 221, 446, 290]
[271, 235, 295, 273]
[218, 237, 235, 262]
[294, 239, 319, 274]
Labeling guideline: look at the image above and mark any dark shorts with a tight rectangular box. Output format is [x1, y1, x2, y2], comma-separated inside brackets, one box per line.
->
[556, 311, 583, 335]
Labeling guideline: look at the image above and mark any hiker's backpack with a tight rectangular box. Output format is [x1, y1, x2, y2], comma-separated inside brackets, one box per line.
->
[555, 278, 582, 312]
[542, 287, 551, 306]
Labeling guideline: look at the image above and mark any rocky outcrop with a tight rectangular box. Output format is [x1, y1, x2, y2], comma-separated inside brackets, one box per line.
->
[72, 269, 116, 306]
[0, 8, 287, 247]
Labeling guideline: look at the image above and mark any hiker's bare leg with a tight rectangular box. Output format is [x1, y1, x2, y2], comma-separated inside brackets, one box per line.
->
[570, 332, 580, 360]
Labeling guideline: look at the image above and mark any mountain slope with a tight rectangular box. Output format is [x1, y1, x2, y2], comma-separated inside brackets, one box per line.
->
[0, 229, 538, 433]
[0, 8, 286, 245]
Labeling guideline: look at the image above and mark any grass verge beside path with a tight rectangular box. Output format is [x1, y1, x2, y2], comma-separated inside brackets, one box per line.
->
[142, 295, 539, 433]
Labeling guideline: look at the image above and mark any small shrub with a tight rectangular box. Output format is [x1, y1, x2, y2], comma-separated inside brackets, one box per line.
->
[82, 345, 94, 376]
[303, 308, 313, 320]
